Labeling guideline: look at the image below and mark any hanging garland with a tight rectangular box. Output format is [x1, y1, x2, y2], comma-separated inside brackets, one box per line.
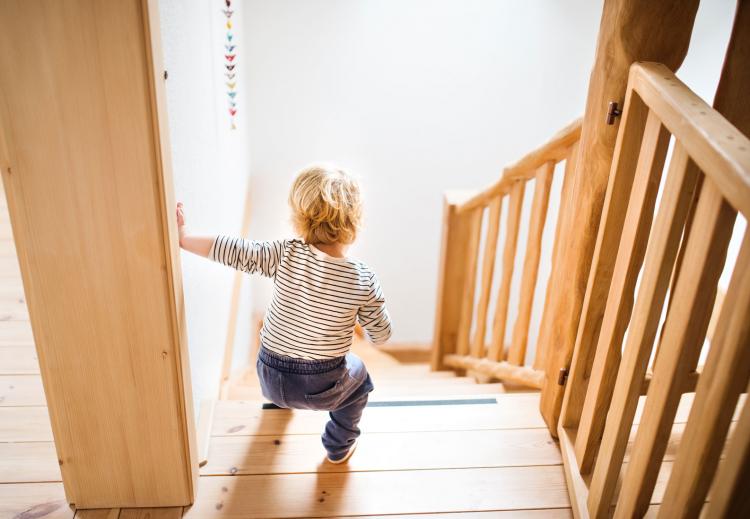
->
[224, 0, 237, 129]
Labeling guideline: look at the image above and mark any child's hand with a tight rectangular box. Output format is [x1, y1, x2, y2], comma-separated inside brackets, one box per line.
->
[176, 202, 186, 247]
[176, 202, 186, 228]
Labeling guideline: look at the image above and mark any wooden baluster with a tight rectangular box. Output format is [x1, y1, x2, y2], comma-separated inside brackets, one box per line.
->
[706, 379, 750, 518]
[507, 162, 554, 366]
[470, 197, 503, 358]
[537, 0, 700, 436]
[456, 207, 484, 356]
[658, 232, 750, 517]
[615, 179, 736, 518]
[534, 143, 578, 371]
[555, 88, 650, 433]
[586, 141, 696, 517]
[488, 181, 525, 361]
[431, 192, 481, 370]
[574, 110, 671, 474]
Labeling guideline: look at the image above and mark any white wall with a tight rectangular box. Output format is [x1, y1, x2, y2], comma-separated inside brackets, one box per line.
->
[240, 0, 603, 346]
[239, 0, 740, 351]
[159, 0, 252, 411]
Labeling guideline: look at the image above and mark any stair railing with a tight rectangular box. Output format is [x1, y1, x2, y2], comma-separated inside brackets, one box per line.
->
[559, 62, 750, 518]
[431, 117, 582, 388]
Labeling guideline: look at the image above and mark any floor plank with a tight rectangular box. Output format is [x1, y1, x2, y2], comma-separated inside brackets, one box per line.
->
[119, 508, 183, 518]
[0, 345, 39, 374]
[0, 441, 61, 483]
[0, 374, 46, 406]
[74, 510, 121, 519]
[202, 428, 560, 476]
[0, 321, 34, 347]
[0, 406, 53, 441]
[0, 482, 72, 519]
[212, 394, 546, 436]
[184, 466, 570, 518]
[228, 381, 506, 400]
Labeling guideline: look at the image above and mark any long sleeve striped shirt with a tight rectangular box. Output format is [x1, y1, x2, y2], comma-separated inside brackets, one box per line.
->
[209, 236, 392, 360]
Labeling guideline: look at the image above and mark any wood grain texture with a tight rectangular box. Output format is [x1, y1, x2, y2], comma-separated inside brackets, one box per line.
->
[0, 0, 196, 506]
[706, 383, 750, 519]
[202, 428, 561, 476]
[508, 162, 554, 366]
[538, 0, 700, 435]
[0, 441, 61, 483]
[0, 482, 72, 519]
[0, 406, 53, 442]
[534, 143, 578, 371]
[586, 143, 697, 516]
[184, 466, 570, 518]
[456, 208, 484, 356]
[457, 119, 582, 214]
[556, 88, 650, 434]
[431, 191, 479, 370]
[75, 509, 121, 519]
[471, 197, 503, 358]
[631, 63, 750, 216]
[212, 394, 547, 436]
[658, 232, 750, 517]
[615, 180, 736, 518]
[119, 508, 183, 519]
[443, 355, 544, 388]
[0, 374, 46, 406]
[573, 116, 674, 474]
[488, 182, 525, 361]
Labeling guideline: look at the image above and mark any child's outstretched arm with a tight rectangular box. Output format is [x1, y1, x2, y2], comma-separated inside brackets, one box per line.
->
[176, 202, 215, 258]
[176, 202, 284, 277]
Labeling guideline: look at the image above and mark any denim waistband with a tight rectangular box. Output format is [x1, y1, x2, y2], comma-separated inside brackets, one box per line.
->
[258, 346, 345, 374]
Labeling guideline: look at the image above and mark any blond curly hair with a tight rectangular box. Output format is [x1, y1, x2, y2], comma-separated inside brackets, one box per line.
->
[289, 165, 362, 245]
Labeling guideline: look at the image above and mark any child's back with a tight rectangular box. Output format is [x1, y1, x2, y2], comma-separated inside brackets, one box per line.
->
[210, 237, 390, 359]
[177, 165, 391, 463]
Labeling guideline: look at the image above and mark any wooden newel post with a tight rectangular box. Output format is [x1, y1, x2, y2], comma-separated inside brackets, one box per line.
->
[431, 192, 480, 371]
[538, 0, 700, 435]
[0, 0, 197, 508]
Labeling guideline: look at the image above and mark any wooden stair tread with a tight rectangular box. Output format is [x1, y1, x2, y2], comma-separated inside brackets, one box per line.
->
[183, 466, 571, 518]
[0, 345, 39, 374]
[212, 394, 545, 436]
[227, 382, 506, 400]
[0, 320, 34, 346]
[0, 482, 71, 519]
[201, 428, 560, 476]
[0, 406, 53, 441]
[0, 374, 46, 406]
[0, 441, 61, 483]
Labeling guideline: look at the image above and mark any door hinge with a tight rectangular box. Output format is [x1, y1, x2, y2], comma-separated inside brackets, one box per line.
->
[605, 101, 622, 125]
[558, 367, 569, 386]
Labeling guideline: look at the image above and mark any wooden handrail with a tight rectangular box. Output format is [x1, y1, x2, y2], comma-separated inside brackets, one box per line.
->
[558, 62, 750, 518]
[432, 119, 582, 390]
[456, 118, 582, 215]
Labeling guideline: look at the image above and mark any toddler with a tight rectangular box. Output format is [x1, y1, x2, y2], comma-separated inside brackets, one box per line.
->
[176, 165, 392, 463]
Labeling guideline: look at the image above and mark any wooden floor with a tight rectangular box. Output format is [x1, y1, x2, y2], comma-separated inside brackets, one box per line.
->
[0, 183, 574, 518]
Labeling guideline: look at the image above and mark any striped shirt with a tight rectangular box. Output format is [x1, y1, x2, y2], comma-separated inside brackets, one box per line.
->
[209, 236, 392, 359]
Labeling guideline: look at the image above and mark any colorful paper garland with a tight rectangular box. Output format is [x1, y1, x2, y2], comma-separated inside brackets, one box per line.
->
[224, 0, 236, 129]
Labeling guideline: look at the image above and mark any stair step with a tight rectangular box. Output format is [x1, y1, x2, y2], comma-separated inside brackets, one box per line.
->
[212, 393, 546, 436]
[227, 382, 506, 400]
[185, 465, 570, 518]
[201, 427, 560, 476]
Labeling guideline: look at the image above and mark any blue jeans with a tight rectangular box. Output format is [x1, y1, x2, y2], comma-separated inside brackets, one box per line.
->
[256, 346, 375, 460]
